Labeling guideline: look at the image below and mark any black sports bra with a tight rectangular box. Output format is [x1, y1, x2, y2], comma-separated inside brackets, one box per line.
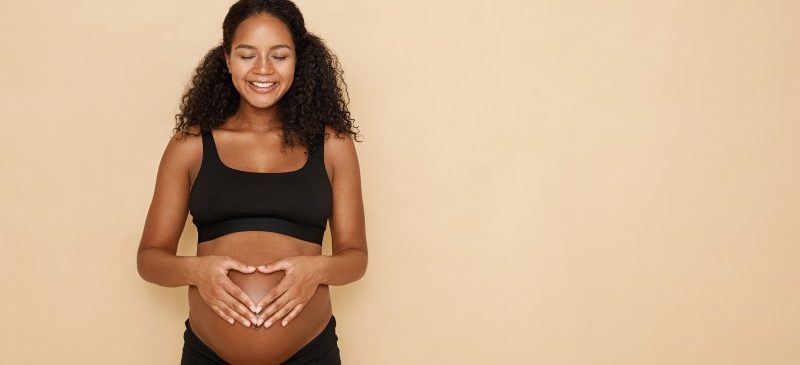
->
[188, 126, 333, 245]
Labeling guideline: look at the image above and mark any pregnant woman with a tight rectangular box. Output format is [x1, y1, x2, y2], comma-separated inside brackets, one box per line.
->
[136, 1, 367, 364]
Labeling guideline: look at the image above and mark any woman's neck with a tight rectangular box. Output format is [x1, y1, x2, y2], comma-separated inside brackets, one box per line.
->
[227, 105, 283, 133]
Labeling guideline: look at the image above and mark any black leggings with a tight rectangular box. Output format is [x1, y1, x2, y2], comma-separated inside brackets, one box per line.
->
[180, 315, 341, 365]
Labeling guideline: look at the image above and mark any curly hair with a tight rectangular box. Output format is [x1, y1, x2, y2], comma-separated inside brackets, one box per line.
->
[172, 0, 361, 156]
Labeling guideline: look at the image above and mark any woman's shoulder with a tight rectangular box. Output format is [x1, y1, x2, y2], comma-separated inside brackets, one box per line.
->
[162, 125, 205, 173]
[321, 124, 358, 172]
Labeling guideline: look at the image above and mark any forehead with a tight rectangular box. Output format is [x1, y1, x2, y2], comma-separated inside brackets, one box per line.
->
[232, 13, 294, 49]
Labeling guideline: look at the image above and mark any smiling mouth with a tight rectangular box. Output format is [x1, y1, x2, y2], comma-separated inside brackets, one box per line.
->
[249, 81, 277, 88]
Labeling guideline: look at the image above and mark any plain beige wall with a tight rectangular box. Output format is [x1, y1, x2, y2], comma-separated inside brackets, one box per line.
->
[1, 0, 798, 364]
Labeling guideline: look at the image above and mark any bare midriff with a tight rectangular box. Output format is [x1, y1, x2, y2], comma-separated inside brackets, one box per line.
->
[188, 231, 331, 365]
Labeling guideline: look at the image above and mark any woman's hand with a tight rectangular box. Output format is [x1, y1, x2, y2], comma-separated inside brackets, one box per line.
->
[254, 255, 322, 328]
[192, 255, 260, 327]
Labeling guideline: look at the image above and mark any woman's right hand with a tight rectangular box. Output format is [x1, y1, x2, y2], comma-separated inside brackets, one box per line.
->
[192, 255, 259, 327]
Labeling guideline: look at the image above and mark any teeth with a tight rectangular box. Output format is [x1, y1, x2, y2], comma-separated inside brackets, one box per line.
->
[250, 81, 276, 88]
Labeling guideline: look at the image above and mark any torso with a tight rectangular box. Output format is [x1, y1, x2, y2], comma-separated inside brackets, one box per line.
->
[186, 126, 334, 365]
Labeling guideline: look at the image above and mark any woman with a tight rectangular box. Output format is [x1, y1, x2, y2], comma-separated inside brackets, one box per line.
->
[136, 1, 367, 364]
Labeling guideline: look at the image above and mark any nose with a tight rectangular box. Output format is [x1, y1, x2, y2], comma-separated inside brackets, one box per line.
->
[255, 55, 273, 74]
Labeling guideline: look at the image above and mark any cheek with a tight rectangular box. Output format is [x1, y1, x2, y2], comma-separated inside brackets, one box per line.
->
[281, 63, 297, 84]
[278, 62, 295, 75]
[229, 63, 249, 78]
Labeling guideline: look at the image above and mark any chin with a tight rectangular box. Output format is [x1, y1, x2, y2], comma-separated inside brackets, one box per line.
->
[244, 97, 280, 109]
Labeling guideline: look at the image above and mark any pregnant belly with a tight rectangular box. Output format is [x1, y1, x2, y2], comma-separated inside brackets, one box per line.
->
[187, 232, 332, 365]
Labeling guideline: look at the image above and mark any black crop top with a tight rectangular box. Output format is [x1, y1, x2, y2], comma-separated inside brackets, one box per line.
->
[188, 126, 333, 245]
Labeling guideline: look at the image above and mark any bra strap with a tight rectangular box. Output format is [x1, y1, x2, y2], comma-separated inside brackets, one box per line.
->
[199, 126, 218, 169]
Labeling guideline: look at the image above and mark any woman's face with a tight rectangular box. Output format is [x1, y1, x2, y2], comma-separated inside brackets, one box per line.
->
[225, 13, 296, 109]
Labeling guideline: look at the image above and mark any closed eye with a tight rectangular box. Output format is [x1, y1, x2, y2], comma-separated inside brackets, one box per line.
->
[240, 56, 288, 60]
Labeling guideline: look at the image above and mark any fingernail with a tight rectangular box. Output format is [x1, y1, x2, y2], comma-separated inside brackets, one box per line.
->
[257, 318, 264, 326]
[244, 319, 251, 327]
[255, 306, 262, 313]
[282, 320, 287, 327]
[228, 318, 234, 325]
[264, 320, 272, 328]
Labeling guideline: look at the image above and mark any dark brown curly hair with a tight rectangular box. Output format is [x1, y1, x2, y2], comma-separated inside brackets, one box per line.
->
[172, 0, 361, 156]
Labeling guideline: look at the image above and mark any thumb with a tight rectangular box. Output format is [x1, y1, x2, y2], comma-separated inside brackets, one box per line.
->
[225, 258, 256, 274]
[258, 260, 288, 274]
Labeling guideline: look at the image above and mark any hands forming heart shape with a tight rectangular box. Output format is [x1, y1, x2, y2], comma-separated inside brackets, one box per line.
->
[194, 254, 323, 328]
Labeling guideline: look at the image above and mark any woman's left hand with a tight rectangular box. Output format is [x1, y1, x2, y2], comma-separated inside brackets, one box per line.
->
[254, 255, 322, 328]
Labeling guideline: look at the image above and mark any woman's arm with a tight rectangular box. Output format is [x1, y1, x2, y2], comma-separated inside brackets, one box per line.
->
[136, 128, 202, 287]
[138, 250, 201, 287]
[313, 126, 368, 286]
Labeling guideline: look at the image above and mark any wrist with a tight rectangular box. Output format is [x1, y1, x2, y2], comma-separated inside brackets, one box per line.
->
[310, 255, 330, 285]
[182, 256, 204, 287]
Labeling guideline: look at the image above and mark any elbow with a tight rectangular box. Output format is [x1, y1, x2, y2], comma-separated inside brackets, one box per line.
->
[357, 250, 368, 280]
[136, 247, 154, 283]
[136, 250, 148, 282]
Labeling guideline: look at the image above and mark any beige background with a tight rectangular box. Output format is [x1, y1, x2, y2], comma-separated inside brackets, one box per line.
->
[1, 0, 798, 364]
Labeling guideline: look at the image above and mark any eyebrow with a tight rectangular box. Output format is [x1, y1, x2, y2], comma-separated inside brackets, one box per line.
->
[234, 44, 292, 51]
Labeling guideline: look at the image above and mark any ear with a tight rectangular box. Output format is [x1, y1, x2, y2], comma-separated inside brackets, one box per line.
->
[224, 52, 231, 72]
